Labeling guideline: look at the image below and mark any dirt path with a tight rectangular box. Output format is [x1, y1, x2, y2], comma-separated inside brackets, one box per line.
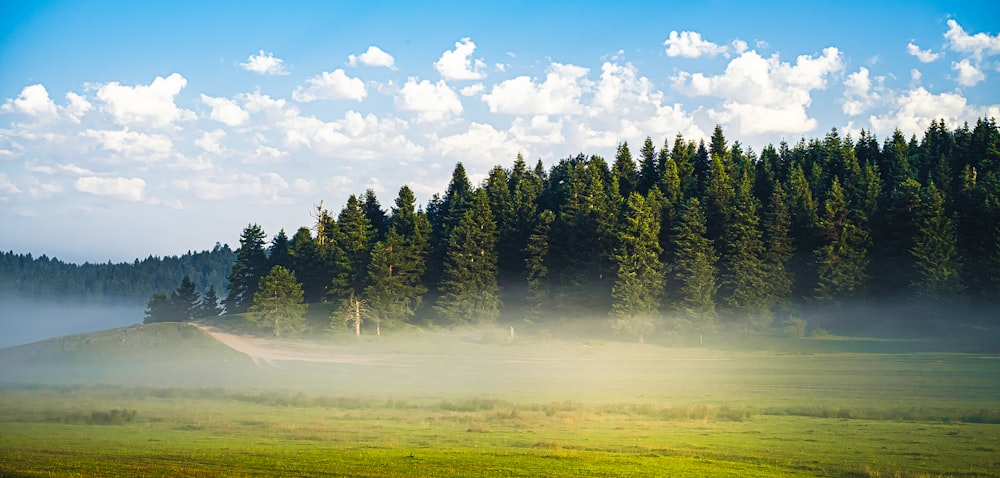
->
[192, 324, 384, 366]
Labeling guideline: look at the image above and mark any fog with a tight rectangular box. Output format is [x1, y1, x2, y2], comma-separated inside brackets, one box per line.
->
[0, 298, 143, 349]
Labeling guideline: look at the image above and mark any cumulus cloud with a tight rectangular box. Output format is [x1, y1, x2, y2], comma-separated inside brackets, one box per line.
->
[460, 83, 485, 97]
[0, 173, 22, 196]
[174, 172, 308, 205]
[293, 69, 367, 102]
[195, 129, 227, 155]
[83, 128, 173, 162]
[283, 110, 423, 160]
[435, 38, 487, 80]
[672, 47, 843, 136]
[868, 87, 970, 137]
[396, 78, 463, 122]
[436, 122, 519, 167]
[95, 73, 195, 128]
[348, 46, 396, 69]
[482, 63, 590, 115]
[906, 42, 941, 63]
[664, 31, 728, 58]
[64, 92, 92, 123]
[200, 94, 250, 126]
[952, 58, 985, 86]
[74, 176, 146, 201]
[1, 84, 58, 119]
[842, 67, 880, 116]
[944, 19, 1000, 62]
[240, 50, 290, 75]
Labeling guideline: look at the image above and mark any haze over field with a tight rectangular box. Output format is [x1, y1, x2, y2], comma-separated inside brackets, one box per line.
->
[2, 1, 998, 263]
[0, 298, 141, 348]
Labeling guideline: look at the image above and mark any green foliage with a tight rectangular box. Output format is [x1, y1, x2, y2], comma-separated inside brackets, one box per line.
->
[611, 193, 664, 342]
[670, 198, 719, 335]
[225, 224, 270, 314]
[246, 266, 307, 337]
[815, 178, 870, 302]
[435, 189, 500, 325]
[911, 182, 964, 299]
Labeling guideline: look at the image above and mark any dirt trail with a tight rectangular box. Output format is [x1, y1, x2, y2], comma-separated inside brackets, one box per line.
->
[192, 324, 384, 366]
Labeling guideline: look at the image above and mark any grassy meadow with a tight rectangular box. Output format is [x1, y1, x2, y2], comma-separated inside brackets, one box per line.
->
[1, 321, 998, 477]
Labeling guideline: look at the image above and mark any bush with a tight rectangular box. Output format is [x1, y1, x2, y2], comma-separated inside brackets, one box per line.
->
[780, 317, 807, 337]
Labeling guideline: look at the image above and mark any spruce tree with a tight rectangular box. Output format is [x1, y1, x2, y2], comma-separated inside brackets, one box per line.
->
[289, 227, 326, 302]
[435, 189, 500, 325]
[524, 209, 555, 322]
[330, 194, 374, 301]
[637, 136, 659, 195]
[247, 266, 307, 337]
[762, 184, 794, 316]
[815, 178, 870, 301]
[225, 224, 269, 314]
[670, 198, 719, 338]
[721, 175, 771, 331]
[171, 275, 201, 321]
[612, 141, 638, 199]
[268, 229, 292, 271]
[365, 228, 428, 325]
[911, 182, 964, 300]
[611, 193, 665, 343]
[197, 284, 224, 318]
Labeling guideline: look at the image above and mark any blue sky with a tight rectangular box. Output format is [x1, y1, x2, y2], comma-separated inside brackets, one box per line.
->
[1, 0, 998, 263]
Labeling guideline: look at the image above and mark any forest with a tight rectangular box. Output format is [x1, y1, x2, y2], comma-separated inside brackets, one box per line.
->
[11, 119, 1000, 339]
[0, 245, 235, 304]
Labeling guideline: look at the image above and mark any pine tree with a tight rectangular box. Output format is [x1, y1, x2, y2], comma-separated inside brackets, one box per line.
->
[268, 229, 292, 271]
[171, 275, 201, 321]
[611, 193, 665, 343]
[815, 178, 870, 301]
[289, 227, 326, 302]
[911, 182, 964, 300]
[363, 189, 389, 243]
[435, 189, 500, 325]
[247, 266, 307, 337]
[143, 292, 173, 323]
[365, 229, 428, 325]
[613, 142, 638, 199]
[225, 224, 269, 314]
[721, 175, 771, 331]
[637, 136, 659, 195]
[762, 184, 794, 316]
[670, 199, 719, 338]
[197, 284, 224, 318]
[330, 195, 374, 301]
[524, 209, 555, 322]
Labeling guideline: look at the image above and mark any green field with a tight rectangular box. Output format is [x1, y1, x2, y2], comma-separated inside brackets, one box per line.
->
[1, 323, 998, 477]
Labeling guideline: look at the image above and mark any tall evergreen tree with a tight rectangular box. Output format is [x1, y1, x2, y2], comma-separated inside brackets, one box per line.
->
[171, 275, 201, 322]
[435, 189, 501, 325]
[637, 136, 659, 195]
[911, 182, 964, 300]
[762, 184, 794, 316]
[611, 193, 665, 343]
[363, 189, 389, 243]
[330, 195, 375, 301]
[289, 227, 326, 302]
[197, 284, 224, 318]
[721, 175, 771, 331]
[247, 266, 307, 337]
[225, 224, 269, 314]
[670, 198, 719, 338]
[365, 229, 429, 325]
[814, 178, 870, 302]
[268, 229, 292, 272]
[524, 209, 555, 322]
[612, 142, 638, 199]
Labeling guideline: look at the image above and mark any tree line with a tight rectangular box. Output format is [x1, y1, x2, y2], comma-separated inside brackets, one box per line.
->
[0, 245, 235, 304]
[151, 118, 997, 338]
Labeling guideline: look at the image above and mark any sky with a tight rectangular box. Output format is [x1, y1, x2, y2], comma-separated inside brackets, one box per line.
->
[1, 0, 999, 263]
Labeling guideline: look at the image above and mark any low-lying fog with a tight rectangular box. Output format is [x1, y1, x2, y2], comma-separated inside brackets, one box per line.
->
[0, 298, 142, 349]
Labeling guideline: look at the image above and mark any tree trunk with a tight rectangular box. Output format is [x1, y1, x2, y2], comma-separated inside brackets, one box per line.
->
[354, 299, 361, 337]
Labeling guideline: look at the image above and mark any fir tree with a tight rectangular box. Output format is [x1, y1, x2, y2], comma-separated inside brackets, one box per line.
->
[670, 198, 719, 338]
[225, 224, 269, 314]
[435, 189, 500, 325]
[637, 136, 659, 195]
[171, 275, 201, 321]
[611, 193, 665, 343]
[247, 266, 307, 337]
[524, 209, 555, 322]
[197, 284, 224, 318]
[911, 182, 964, 300]
[815, 178, 870, 301]
[330, 195, 374, 301]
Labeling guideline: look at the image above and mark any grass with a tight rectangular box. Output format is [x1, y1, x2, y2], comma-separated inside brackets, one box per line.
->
[0, 323, 998, 476]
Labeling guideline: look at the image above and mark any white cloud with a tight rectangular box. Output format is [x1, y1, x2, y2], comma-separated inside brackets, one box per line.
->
[74, 176, 146, 201]
[1, 84, 58, 119]
[0, 173, 22, 196]
[174, 172, 305, 204]
[195, 129, 227, 155]
[26, 162, 95, 176]
[732, 39, 748, 55]
[64, 92, 92, 123]
[282, 110, 423, 160]
[944, 19, 1000, 62]
[952, 58, 985, 86]
[672, 47, 843, 136]
[460, 83, 485, 97]
[436, 122, 518, 167]
[868, 87, 970, 137]
[663, 30, 728, 58]
[396, 78, 462, 122]
[435, 38, 487, 80]
[95, 73, 195, 128]
[240, 50, 290, 75]
[348, 46, 396, 69]
[293, 69, 367, 102]
[83, 128, 173, 162]
[509, 115, 564, 145]
[200, 94, 250, 126]
[911, 68, 923, 82]
[906, 42, 941, 63]
[482, 63, 590, 115]
[842, 67, 879, 116]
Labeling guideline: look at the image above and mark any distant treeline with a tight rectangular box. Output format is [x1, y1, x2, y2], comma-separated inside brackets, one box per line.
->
[0, 244, 235, 304]
[210, 118, 999, 337]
